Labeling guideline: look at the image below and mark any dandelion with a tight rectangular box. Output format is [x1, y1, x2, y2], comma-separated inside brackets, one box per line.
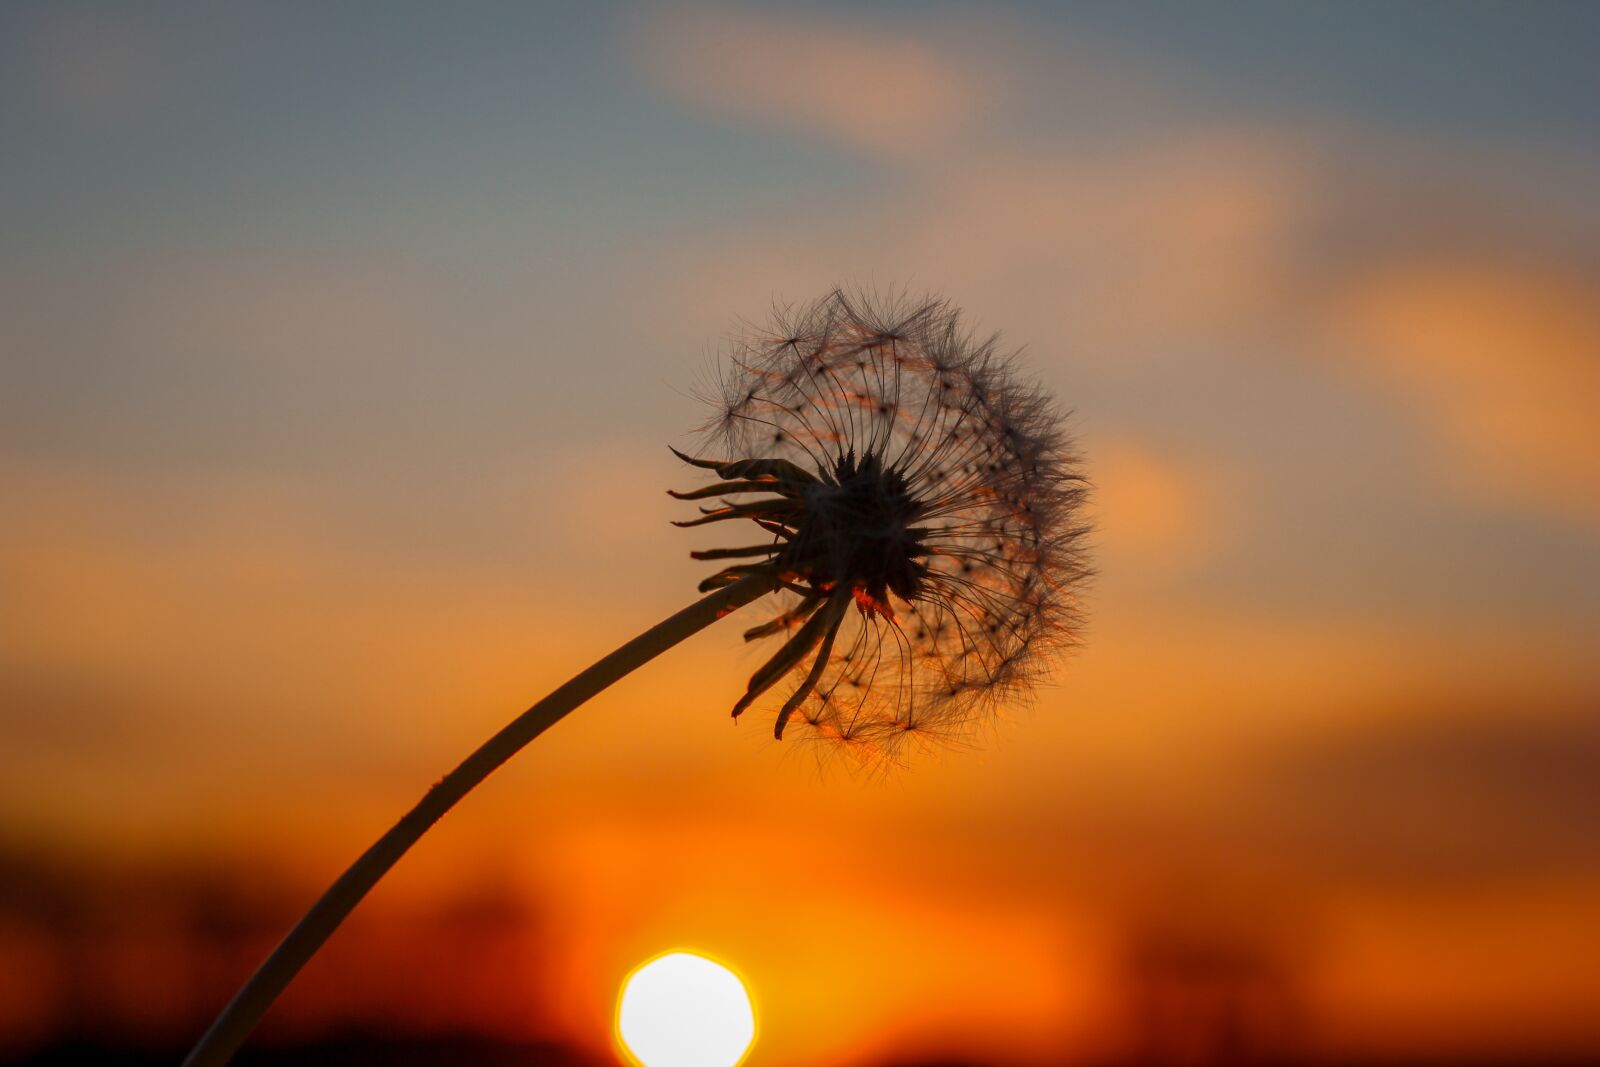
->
[183, 288, 1089, 1065]
[674, 289, 1088, 758]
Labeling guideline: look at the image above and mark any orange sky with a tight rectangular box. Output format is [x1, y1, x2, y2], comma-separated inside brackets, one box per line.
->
[2, 3, 1598, 1065]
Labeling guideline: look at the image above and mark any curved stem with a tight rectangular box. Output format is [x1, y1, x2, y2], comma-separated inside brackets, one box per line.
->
[183, 571, 780, 1067]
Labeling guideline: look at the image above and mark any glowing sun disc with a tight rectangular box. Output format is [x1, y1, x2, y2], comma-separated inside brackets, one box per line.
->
[616, 951, 756, 1067]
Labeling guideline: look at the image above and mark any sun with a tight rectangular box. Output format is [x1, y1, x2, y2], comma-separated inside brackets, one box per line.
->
[615, 951, 756, 1067]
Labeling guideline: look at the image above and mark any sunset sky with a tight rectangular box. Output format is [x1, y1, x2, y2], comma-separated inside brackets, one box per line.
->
[2, 3, 1597, 1065]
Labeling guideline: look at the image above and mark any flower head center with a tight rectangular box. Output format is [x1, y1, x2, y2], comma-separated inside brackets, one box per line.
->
[782, 449, 927, 618]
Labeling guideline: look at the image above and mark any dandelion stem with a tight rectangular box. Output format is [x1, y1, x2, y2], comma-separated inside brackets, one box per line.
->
[182, 570, 780, 1067]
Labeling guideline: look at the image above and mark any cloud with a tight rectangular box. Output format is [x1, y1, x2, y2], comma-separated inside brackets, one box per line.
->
[1323, 256, 1600, 526]
[620, 0, 1600, 537]
[623, 103, 1600, 544]
[0, 462, 576, 771]
[625, 132, 1309, 376]
[1089, 439, 1229, 571]
[1242, 702, 1600, 881]
[630, 3, 992, 157]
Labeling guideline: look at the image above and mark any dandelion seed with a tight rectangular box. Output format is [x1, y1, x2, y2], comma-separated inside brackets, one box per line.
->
[674, 289, 1090, 757]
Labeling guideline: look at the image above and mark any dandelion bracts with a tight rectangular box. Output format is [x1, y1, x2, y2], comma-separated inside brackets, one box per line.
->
[183, 289, 1089, 1065]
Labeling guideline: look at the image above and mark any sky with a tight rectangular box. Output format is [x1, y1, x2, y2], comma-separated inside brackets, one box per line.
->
[2, 2, 1598, 1065]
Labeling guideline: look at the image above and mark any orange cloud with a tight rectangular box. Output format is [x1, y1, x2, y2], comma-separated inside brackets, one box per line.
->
[1088, 438, 1228, 570]
[630, 4, 991, 157]
[1328, 257, 1600, 525]
[0, 462, 583, 819]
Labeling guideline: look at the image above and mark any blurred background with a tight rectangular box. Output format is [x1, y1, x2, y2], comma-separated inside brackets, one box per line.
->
[2, 2, 1597, 1065]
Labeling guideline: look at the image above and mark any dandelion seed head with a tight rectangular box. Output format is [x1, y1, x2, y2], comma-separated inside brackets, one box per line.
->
[675, 288, 1090, 763]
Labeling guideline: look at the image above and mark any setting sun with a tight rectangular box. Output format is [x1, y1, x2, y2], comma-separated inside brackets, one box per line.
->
[616, 951, 756, 1067]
